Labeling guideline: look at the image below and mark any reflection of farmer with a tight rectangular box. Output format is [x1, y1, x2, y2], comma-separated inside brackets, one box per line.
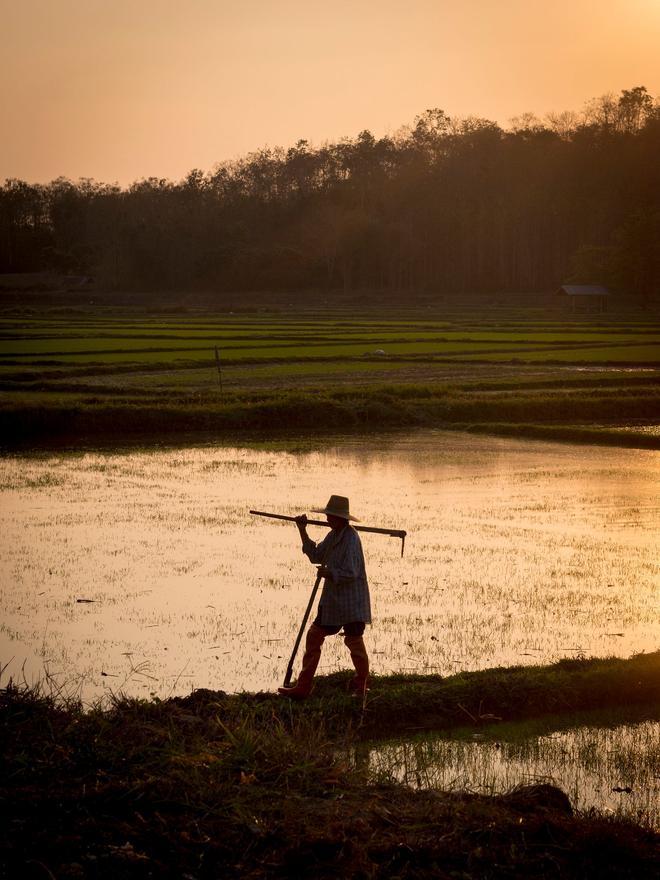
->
[278, 495, 371, 699]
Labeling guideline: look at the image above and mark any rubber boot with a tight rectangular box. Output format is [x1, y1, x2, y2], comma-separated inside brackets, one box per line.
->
[344, 634, 369, 696]
[278, 624, 326, 699]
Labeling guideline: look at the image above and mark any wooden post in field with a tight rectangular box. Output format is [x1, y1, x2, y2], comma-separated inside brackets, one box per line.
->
[214, 346, 223, 392]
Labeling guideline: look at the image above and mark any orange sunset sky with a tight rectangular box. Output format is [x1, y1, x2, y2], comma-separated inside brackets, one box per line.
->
[1, 0, 659, 186]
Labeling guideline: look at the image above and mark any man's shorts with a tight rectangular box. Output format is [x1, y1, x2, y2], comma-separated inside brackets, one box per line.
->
[313, 619, 365, 637]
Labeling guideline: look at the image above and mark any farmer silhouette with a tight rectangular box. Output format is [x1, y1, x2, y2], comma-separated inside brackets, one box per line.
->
[278, 495, 371, 699]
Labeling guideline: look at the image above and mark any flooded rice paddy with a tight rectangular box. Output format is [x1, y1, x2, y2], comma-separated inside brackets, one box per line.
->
[0, 431, 658, 702]
[366, 713, 660, 826]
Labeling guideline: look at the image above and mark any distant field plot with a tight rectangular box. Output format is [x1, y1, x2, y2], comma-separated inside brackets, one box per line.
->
[3, 323, 659, 344]
[0, 339, 570, 364]
[2, 315, 659, 367]
[97, 358, 432, 388]
[453, 344, 660, 363]
[0, 310, 658, 448]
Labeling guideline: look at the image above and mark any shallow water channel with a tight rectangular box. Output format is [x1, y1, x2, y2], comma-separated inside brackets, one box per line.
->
[366, 709, 660, 827]
[1, 431, 658, 700]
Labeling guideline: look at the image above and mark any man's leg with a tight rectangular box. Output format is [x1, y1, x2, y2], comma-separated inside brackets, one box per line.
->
[278, 623, 331, 699]
[343, 622, 369, 695]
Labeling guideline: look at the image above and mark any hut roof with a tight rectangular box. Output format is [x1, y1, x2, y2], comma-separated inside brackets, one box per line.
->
[557, 284, 610, 297]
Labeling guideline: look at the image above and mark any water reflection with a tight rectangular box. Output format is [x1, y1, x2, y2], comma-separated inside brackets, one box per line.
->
[0, 431, 658, 700]
[366, 716, 660, 827]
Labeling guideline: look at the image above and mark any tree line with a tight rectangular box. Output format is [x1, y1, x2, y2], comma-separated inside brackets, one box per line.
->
[1, 86, 658, 303]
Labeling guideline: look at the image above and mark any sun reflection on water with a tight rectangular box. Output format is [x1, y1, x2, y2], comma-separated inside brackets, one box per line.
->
[0, 431, 658, 701]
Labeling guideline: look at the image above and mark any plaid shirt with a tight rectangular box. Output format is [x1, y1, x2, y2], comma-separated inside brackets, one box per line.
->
[302, 525, 371, 626]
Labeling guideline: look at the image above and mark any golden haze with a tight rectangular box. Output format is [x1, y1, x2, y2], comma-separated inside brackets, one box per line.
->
[1, 0, 659, 184]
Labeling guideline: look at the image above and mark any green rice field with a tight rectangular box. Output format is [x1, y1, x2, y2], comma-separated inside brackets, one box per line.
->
[0, 309, 658, 447]
[1, 313, 658, 366]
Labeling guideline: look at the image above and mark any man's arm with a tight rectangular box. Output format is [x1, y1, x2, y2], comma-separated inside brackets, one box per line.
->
[295, 513, 309, 542]
[296, 514, 323, 564]
[296, 515, 332, 576]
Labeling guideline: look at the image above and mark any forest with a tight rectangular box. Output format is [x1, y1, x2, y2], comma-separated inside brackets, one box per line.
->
[1, 86, 658, 303]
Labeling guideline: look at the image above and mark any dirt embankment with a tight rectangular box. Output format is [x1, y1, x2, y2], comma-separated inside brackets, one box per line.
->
[2, 653, 659, 878]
